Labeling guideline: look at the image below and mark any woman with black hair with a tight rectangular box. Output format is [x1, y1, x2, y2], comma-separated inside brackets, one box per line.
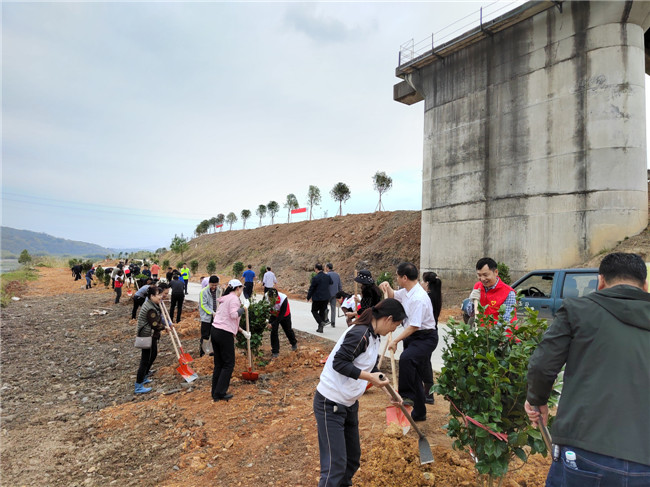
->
[345, 270, 382, 325]
[135, 286, 166, 394]
[421, 271, 443, 404]
[210, 279, 251, 402]
[314, 298, 407, 487]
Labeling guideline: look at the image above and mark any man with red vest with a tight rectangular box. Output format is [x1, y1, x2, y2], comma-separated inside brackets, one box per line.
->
[468, 257, 517, 323]
[267, 288, 298, 358]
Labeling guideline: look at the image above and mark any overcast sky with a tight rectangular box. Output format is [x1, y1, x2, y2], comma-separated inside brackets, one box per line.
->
[2, 1, 648, 250]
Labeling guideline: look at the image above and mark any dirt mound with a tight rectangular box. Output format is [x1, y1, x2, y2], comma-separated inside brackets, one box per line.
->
[160, 211, 421, 297]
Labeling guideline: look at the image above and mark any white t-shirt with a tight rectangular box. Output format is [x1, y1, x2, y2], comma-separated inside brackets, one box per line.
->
[341, 295, 360, 310]
[393, 283, 437, 330]
[262, 271, 277, 288]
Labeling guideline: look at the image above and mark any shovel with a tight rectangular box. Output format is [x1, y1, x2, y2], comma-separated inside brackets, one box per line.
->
[381, 375, 434, 465]
[383, 333, 411, 434]
[160, 302, 193, 364]
[163, 318, 198, 383]
[241, 304, 258, 381]
[533, 406, 553, 452]
[160, 303, 198, 382]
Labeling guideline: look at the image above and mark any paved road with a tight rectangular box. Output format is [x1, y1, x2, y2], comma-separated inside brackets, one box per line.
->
[185, 282, 448, 372]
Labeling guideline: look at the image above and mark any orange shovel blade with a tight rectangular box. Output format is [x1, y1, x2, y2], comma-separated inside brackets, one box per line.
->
[242, 368, 259, 381]
[176, 363, 198, 383]
[386, 405, 412, 435]
[179, 352, 194, 364]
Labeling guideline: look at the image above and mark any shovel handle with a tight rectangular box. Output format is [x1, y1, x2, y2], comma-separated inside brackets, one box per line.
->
[532, 406, 553, 452]
[245, 306, 252, 370]
[388, 332, 398, 390]
[380, 375, 426, 440]
[160, 302, 181, 360]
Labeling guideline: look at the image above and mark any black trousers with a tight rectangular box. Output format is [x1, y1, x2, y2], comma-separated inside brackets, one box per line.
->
[114, 287, 122, 304]
[313, 390, 360, 487]
[183, 279, 188, 294]
[243, 282, 254, 299]
[199, 321, 212, 357]
[132, 296, 146, 319]
[211, 327, 235, 400]
[270, 314, 297, 354]
[136, 338, 158, 383]
[399, 330, 439, 419]
[311, 300, 329, 326]
[170, 293, 184, 323]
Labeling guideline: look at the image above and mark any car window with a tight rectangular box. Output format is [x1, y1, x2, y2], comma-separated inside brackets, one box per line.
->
[563, 273, 598, 298]
[515, 273, 554, 297]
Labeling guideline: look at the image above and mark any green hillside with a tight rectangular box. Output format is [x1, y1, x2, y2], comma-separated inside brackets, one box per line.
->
[1, 227, 112, 258]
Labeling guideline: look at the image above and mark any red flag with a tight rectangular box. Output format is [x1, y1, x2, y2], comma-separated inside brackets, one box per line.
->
[291, 207, 307, 214]
[215, 224, 223, 228]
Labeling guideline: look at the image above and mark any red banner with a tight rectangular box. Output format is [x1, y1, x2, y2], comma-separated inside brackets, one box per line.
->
[291, 207, 307, 214]
[215, 224, 223, 228]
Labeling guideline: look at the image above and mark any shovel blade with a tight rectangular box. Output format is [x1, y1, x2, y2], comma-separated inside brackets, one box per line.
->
[418, 436, 435, 465]
[242, 369, 259, 382]
[179, 352, 194, 364]
[176, 363, 198, 383]
[386, 405, 412, 435]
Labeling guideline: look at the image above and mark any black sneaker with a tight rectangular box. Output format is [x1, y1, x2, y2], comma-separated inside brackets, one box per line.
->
[271, 353, 279, 358]
[291, 344, 298, 351]
[316, 326, 324, 333]
[331, 323, 335, 328]
[425, 396, 435, 405]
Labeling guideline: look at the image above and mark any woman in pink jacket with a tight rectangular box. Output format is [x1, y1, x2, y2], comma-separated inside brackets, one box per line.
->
[211, 279, 251, 402]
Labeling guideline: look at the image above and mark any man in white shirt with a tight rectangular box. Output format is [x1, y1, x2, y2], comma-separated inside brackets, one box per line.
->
[262, 266, 278, 294]
[379, 262, 438, 422]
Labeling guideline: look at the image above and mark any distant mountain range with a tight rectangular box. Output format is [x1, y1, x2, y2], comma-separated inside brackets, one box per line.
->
[1, 227, 138, 258]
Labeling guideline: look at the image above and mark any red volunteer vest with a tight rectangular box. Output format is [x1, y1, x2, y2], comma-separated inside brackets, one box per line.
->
[473, 278, 516, 322]
[271, 292, 290, 318]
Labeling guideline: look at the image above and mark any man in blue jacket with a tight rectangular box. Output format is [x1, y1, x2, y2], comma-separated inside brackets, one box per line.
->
[307, 263, 333, 333]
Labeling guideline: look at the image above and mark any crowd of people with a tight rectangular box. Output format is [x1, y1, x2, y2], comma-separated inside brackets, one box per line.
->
[76, 250, 650, 485]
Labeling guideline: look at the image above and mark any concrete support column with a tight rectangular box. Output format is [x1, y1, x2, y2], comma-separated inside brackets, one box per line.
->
[405, 1, 649, 283]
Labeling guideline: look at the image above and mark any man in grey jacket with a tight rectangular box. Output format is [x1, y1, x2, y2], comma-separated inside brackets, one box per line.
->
[525, 252, 650, 485]
[198, 276, 220, 356]
[325, 263, 342, 327]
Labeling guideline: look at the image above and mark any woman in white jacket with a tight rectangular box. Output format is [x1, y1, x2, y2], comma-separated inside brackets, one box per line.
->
[314, 298, 406, 486]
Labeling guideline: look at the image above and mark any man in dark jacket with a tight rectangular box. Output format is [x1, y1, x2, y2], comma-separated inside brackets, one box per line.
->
[307, 263, 333, 333]
[325, 263, 342, 327]
[169, 275, 186, 323]
[525, 252, 650, 485]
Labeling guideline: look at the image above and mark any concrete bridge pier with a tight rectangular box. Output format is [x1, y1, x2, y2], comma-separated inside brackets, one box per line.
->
[396, 1, 650, 283]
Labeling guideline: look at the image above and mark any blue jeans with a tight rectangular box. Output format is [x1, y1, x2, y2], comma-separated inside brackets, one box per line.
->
[546, 445, 650, 486]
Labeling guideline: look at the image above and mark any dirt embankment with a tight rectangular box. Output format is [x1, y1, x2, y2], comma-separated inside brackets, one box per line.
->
[160, 211, 421, 297]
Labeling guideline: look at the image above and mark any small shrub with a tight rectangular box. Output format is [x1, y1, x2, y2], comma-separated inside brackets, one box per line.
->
[103, 273, 111, 287]
[95, 266, 105, 282]
[376, 271, 393, 288]
[206, 259, 217, 275]
[497, 262, 511, 285]
[18, 249, 32, 266]
[177, 262, 184, 270]
[232, 261, 244, 277]
[190, 260, 199, 274]
[235, 297, 271, 361]
[81, 259, 94, 273]
[435, 304, 558, 482]
[163, 259, 170, 269]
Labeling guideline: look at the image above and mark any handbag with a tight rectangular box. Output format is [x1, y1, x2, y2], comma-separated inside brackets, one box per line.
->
[134, 336, 152, 349]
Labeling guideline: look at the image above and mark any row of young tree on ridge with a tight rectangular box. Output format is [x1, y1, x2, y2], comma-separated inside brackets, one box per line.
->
[193, 172, 393, 236]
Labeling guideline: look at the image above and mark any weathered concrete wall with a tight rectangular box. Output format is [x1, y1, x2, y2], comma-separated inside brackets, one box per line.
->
[406, 1, 650, 283]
